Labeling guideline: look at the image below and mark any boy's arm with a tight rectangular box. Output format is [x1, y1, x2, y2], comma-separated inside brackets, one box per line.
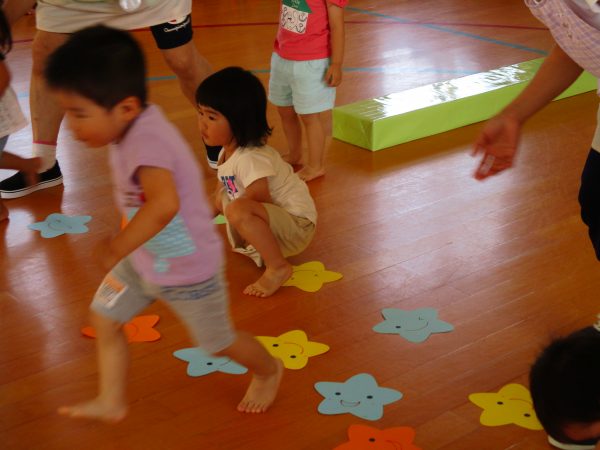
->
[103, 166, 179, 270]
[325, 3, 345, 87]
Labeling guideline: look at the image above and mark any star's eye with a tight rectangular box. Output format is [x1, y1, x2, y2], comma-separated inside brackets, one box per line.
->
[335, 392, 341, 396]
[366, 395, 373, 399]
[272, 344, 279, 347]
[497, 401, 503, 405]
[290, 355, 296, 358]
[395, 325, 401, 329]
[369, 438, 376, 442]
[207, 362, 213, 366]
[524, 413, 531, 417]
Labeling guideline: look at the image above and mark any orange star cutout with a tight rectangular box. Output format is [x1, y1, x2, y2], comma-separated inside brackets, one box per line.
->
[335, 424, 421, 450]
[82, 314, 161, 343]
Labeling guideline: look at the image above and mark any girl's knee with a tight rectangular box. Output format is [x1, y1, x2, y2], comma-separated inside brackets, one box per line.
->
[224, 198, 253, 224]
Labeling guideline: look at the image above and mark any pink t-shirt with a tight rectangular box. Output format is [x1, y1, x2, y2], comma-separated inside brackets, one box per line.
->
[274, 0, 348, 61]
[109, 105, 223, 286]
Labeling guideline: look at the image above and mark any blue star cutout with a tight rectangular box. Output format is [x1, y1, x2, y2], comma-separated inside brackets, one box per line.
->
[28, 213, 92, 238]
[173, 348, 248, 377]
[315, 373, 403, 421]
[373, 308, 454, 343]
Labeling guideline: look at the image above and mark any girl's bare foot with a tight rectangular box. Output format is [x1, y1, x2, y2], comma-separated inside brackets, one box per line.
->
[58, 398, 127, 423]
[243, 263, 293, 298]
[297, 166, 325, 182]
[237, 359, 284, 413]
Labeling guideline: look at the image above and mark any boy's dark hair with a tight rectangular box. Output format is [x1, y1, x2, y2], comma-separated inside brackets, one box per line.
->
[195, 67, 272, 148]
[0, 6, 12, 55]
[44, 25, 146, 109]
[530, 326, 600, 443]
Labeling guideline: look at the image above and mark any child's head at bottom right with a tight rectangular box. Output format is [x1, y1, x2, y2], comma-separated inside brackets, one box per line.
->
[530, 325, 600, 448]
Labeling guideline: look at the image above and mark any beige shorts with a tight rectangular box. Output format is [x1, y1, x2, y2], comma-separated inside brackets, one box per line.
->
[36, 0, 191, 33]
[223, 195, 316, 263]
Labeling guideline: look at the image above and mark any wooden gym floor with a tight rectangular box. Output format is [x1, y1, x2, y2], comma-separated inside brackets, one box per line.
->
[2, 1, 599, 449]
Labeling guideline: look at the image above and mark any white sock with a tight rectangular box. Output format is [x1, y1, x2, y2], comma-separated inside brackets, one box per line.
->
[32, 143, 57, 172]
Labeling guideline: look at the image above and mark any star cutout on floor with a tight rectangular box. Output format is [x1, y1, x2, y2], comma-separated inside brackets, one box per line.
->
[373, 308, 454, 343]
[82, 314, 161, 343]
[256, 330, 329, 370]
[315, 373, 403, 421]
[282, 261, 343, 292]
[29, 213, 92, 238]
[335, 424, 422, 450]
[469, 383, 543, 430]
[173, 348, 248, 377]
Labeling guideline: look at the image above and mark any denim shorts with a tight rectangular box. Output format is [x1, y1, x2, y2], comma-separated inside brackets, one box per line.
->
[90, 259, 235, 353]
[268, 52, 336, 114]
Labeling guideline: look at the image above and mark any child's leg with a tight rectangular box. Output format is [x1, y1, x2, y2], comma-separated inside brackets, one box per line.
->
[166, 273, 283, 413]
[298, 111, 328, 181]
[0, 199, 7, 222]
[225, 198, 292, 297]
[277, 106, 304, 165]
[217, 332, 283, 413]
[58, 311, 129, 422]
[58, 260, 154, 422]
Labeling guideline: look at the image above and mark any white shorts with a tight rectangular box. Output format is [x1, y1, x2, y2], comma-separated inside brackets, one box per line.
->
[36, 0, 192, 33]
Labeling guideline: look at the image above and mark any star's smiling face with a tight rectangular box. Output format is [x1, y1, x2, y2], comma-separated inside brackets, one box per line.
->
[257, 330, 329, 370]
[373, 308, 454, 343]
[469, 383, 543, 430]
[315, 373, 403, 421]
[173, 348, 248, 377]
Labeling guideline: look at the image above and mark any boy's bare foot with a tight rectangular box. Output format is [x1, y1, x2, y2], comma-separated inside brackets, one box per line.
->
[237, 358, 284, 413]
[0, 203, 8, 222]
[58, 398, 127, 423]
[243, 263, 293, 298]
[297, 166, 325, 182]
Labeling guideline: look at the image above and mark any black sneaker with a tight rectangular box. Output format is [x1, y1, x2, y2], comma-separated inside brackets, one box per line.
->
[206, 144, 221, 169]
[0, 161, 63, 199]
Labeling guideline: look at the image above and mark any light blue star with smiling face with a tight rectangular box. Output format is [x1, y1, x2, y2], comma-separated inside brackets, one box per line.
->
[28, 213, 92, 238]
[173, 348, 248, 377]
[373, 308, 454, 343]
[315, 373, 403, 421]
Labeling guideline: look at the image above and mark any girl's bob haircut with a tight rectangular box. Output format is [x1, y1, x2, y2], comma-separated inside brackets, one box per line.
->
[196, 66, 272, 148]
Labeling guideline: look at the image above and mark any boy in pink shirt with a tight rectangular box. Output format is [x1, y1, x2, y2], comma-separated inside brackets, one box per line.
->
[269, 0, 347, 181]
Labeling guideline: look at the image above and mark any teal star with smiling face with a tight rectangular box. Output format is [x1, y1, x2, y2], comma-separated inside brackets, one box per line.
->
[173, 348, 248, 377]
[28, 213, 92, 238]
[373, 308, 454, 343]
[315, 373, 403, 421]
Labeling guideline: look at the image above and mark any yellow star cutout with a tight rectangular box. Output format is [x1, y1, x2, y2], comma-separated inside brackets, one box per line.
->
[469, 383, 543, 430]
[282, 261, 343, 292]
[256, 330, 329, 369]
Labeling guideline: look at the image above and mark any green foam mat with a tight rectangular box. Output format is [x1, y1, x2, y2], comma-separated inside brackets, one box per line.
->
[333, 58, 597, 151]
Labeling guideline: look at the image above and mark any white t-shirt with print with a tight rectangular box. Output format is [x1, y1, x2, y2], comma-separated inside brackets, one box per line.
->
[217, 145, 317, 224]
